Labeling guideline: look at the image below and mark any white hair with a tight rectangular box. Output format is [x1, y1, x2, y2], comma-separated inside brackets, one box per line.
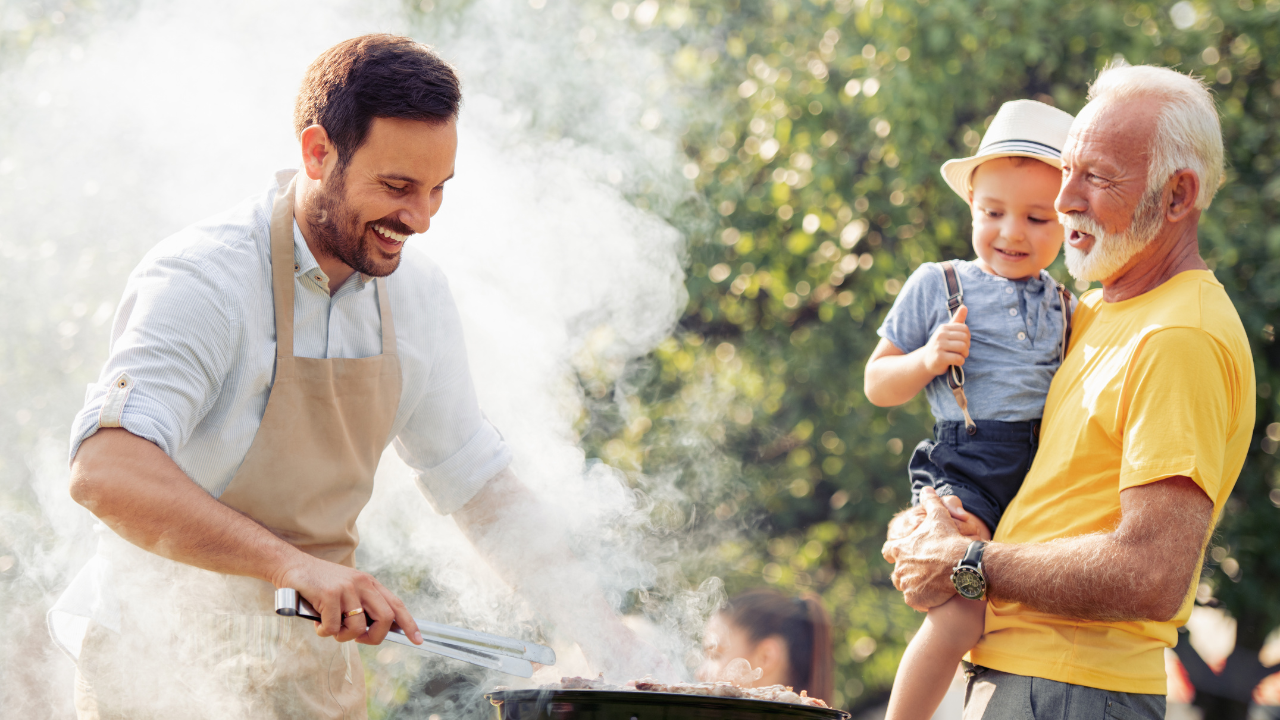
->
[1087, 63, 1224, 209]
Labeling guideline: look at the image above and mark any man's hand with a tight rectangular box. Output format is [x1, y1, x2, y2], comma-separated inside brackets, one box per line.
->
[922, 305, 970, 376]
[884, 505, 927, 550]
[882, 494, 989, 564]
[71, 429, 425, 647]
[272, 555, 422, 646]
[882, 488, 970, 611]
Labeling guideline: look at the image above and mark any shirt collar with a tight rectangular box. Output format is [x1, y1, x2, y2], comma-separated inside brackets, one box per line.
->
[291, 220, 374, 287]
[960, 261, 1049, 293]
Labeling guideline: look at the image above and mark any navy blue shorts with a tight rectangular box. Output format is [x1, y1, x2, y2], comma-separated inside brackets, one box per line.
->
[908, 419, 1041, 535]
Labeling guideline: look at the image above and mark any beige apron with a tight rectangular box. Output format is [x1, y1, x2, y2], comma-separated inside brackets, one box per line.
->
[76, 171, 402, 720]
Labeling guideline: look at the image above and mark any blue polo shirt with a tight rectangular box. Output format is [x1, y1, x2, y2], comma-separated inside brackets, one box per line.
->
[877, 260, 1074, 423]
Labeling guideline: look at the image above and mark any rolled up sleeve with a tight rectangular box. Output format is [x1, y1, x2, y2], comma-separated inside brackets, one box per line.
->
[396, 419, 511, 515]
[69, 254, 233, 465]
[392, 282, 511, 515]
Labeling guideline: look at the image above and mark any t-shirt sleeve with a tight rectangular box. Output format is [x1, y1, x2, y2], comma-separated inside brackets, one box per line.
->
[391, 280, 511, 515]
[877, 262, 948, 353]
[68, 256, 233, 464]
[1118, 327, 1236, 502]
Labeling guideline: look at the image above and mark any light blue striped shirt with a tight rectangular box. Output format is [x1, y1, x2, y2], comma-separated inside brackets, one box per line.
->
[69, 172, 512, 515]
[877, 260, 1074, 423]
[51, 172, 512, 659]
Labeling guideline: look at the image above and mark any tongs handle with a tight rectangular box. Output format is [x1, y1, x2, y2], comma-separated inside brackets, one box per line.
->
[273, 589, 554, 677]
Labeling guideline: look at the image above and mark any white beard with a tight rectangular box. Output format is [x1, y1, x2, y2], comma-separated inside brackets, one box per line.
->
[1061, 190, 1165, 283]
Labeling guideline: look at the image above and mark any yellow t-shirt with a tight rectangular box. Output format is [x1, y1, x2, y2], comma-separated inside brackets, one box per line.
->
[969, 270, 1255, 694]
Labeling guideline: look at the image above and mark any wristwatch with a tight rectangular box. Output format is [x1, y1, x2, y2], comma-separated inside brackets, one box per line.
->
[951, 540, 988, 600]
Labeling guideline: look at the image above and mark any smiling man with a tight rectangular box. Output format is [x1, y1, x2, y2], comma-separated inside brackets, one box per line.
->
[54, 35, 657, 719]
[884, 64, 1254, 719]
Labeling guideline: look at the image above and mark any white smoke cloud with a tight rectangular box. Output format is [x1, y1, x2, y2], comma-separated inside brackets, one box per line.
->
[0, 0, 724, 716]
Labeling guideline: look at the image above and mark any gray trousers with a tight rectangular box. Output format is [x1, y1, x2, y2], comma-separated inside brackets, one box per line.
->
[963, 665, 1166, 720]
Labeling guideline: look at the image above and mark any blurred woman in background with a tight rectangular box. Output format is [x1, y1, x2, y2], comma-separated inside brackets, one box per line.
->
[698, 588, 835, 702]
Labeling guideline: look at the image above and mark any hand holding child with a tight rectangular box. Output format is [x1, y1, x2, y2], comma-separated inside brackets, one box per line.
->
[922, 305, 970, 376]
[882, 494, 990, 565]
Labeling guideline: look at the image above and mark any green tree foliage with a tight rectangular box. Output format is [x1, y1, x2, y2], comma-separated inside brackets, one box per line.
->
[582, 0, 1280, 711]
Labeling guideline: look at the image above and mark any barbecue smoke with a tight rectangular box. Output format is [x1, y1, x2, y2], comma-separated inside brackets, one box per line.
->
[0, 1, 733, 717]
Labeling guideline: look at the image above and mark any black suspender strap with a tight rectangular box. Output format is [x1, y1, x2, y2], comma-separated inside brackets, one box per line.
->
[941, 261, 964, 319]
[1056, 282, 1073, 362]
[938, 261, 977, 435]
[935, 264, 1071, 436]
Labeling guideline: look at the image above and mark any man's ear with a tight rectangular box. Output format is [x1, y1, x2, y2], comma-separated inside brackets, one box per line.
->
[750, 635, 789, 686]
[299, 125, 336, 181]
[1164, 168, 1200, 223]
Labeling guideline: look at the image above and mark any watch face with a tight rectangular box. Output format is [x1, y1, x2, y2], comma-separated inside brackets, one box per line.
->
[951, 567, 986, 600]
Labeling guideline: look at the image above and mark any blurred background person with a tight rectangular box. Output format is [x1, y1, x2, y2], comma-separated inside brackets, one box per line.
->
[698, 588, 834, 703]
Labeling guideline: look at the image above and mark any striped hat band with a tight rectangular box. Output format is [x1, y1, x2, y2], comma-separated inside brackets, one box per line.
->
[939, 99, 1076, 201]
[978, 138, 1062, 158]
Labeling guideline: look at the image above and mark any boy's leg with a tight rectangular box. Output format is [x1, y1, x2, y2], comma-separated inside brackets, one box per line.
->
[886, 596, 986, 720]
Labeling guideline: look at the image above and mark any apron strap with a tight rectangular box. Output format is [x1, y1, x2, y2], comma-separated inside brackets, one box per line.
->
[269, 172, 398, 359]
[270, 174, 299, 360]
[375, 277, 397, 356]
[938, 261, 976, 435]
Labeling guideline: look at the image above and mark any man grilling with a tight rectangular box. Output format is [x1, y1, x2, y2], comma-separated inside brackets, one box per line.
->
[53, 34, 653, 719]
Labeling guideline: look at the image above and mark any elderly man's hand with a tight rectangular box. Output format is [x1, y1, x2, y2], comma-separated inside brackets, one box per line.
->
[884, 505, 927, 551]
[882, 487, 972, 612]
[881, 494, 990, 564]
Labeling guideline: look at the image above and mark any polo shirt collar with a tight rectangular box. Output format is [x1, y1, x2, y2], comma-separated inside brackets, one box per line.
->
[1023, 271, 1048, 293]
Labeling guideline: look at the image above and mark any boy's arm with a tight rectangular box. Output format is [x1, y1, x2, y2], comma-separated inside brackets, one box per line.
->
[864, 305, 970, 407]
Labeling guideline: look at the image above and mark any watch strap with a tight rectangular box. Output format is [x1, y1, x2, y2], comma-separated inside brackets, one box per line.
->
[962, 539, 987, 568]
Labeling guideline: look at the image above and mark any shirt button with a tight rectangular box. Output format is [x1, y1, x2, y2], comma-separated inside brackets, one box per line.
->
[1005, 286, 1014, 294]
[1017, 332, 1027, 340]
[1009, 308, 1018, 316]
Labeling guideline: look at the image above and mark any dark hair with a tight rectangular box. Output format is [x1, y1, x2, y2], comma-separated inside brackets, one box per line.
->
[293, 34, 461, 167]
[722, 589, 834, 703]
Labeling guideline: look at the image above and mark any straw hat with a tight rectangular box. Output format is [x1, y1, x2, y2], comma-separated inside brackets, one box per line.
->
[940, 99, 1075, 201]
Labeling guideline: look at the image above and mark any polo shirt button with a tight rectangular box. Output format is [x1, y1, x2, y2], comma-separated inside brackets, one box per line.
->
[1009, 308, 1018, 316]
[1018, 332, 1026, 340]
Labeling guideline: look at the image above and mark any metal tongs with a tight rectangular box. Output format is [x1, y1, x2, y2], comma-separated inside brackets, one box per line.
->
[274, 588, 555, 678]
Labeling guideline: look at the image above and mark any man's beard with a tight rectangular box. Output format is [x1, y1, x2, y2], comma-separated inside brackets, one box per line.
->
[301, 169, 409, 278]
[1060, 188, 1165, 283]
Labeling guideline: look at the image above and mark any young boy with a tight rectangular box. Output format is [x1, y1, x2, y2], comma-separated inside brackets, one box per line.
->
[863, 99, 1076, 720]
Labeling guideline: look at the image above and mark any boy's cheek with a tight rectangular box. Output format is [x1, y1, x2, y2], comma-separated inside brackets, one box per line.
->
[1039, 222, 1067, 248]
[970, 219, 998, 248]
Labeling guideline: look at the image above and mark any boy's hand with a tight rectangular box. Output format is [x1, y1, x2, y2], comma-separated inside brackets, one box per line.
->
[923, 305, 970, 376]
[939, 494, 992, 541]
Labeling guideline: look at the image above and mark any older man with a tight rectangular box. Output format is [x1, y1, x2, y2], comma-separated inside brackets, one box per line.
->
[885, 64, 1255, 719]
